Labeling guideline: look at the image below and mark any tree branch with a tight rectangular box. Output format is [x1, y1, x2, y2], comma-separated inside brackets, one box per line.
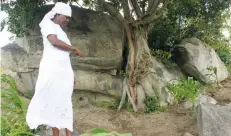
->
[122, 0, 133, 22]
[153, 0, 168, 18]
[146, 0, 153, 13]
[140, 0, 147, 14]
[97, 0, 127, 25]
[133, 0, 168, 26]
[146, 0, 160, 16]
[129, 0, 143, 19]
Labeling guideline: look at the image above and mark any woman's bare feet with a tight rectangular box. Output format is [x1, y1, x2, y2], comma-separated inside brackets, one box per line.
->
[52, 127, 60, 136]
[65, 128, 72, 136]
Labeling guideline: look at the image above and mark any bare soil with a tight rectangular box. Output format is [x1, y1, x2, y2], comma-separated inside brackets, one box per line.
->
[73, 76, 231, 136]
[74, 105, 197, 136]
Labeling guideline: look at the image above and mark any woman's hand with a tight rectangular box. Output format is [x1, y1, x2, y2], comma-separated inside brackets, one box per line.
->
[73, 48, 83, 57]
[74, 80, 77, 88]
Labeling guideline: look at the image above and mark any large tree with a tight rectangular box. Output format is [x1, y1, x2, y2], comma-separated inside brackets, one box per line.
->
[75, 0, 230, 111]
[2, 0, 230, 112]
[2, 0, 171, 111]
[82, 0, 170, 111]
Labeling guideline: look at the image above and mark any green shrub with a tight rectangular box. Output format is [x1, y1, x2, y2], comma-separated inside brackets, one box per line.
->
[167, 77, 201, 104]
[150, 49, 172, 60]
[202, 37, 231, 73]
[213, 46, 231, 73]
[150, 49, 177, 68]
[96, 100, 120, 110]
[144, 95, 165, 113]
[118, 70, 127, 77]
[1, 74, 34, 136]
[206, 66, 220, 86]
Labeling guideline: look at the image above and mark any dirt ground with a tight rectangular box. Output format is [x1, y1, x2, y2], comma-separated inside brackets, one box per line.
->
[207, 76, 231, 105]
[74, 106, 197, 136]
[73, 76, 231, 136]
[36, 76, 230, 136]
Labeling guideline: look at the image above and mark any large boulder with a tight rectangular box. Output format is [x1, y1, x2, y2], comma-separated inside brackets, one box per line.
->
[1, 44, 31, 72]
[1, 6, 124, 102]
[196, 104, 231, 136]
[74, 70, 122, 97]
[1, 43, 182, 108]
[1, 44, 39, 93]
[15, 6, 124, 71]
[1, 5, 183, 108]
[175, 37, 229, 84]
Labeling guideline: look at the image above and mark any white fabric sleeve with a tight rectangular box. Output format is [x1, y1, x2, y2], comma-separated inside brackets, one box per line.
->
[40, 20, 57, 38]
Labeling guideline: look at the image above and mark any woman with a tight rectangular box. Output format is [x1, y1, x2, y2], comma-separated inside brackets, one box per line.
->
[26, 2, 83, 136]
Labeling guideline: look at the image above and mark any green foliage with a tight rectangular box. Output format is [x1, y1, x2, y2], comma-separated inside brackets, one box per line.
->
[81, 128, 132, 136]
[0, 18, 7, 31]
[96, 97, 133, 112]
[144, 95, 165, 113]
[150, 49, 172, 60]
[89, 128, 108, 134]
[118, 70, 127, 77]
[1, 74, 34, 136]
[122, 100, 134, 112]
[2, 0, 121, 36]
[206, 66, 219, 86]
[3, 0, 230, 53]
[167, 77, 201, 104]
[150, 49, 177, 68]
[115, 99, 134, 112]
[206, 66, 217, 75]
[94, 99, 134, 112]
[226, 65, 231, 74]
[202, 37, 231, 72]
[4, 0, 44, 37]
[96, 100, 120, 110]
[148, 0, 230, 49]
[149, 0, 231, 73]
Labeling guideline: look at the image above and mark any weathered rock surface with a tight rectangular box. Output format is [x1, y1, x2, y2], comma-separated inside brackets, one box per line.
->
[196, 104, 231, 136]
[175, 37, 229, 84]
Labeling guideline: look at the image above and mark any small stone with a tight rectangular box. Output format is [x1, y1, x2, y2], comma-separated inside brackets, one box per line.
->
[207, 97, 217, 105]
[194, 95, 217, 107]
[183, 132, 194, 136]
[183, 100, 193, 110]
[109, 69, 117, 75]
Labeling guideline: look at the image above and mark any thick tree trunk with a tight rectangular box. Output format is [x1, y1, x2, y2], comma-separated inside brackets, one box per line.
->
[118, 26, 156, 111]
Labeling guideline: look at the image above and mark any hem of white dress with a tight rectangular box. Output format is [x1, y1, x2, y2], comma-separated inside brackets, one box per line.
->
[28, 122, 73, 132]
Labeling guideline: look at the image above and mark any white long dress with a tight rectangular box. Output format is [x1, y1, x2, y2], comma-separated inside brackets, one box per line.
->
[26, 19, 74, 131]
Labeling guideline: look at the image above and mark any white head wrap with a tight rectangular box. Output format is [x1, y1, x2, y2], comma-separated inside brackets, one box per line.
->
[39, 2, 72, 28]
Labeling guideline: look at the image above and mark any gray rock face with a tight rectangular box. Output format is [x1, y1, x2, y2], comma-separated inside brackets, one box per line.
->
[151, 57, 183, 106]
[1, 44, 31, 72]
[196, 104, 231, 136]
[175, 37, 229, 84]
[1, 70, 30, 94]
[74, 70, 122, 97]
[1, 6, 124, 99]
[1, 6, 183, 108]
[15, 6, 124, 71]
